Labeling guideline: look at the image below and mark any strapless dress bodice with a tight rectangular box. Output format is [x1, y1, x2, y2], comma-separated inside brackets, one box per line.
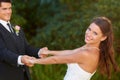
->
[64, 63, 96, 80]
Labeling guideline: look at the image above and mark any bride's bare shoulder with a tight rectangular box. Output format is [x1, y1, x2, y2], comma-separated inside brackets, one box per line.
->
[78, 47, 100, 57]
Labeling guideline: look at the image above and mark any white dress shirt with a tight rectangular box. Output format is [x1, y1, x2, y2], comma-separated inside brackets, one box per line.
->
[0, 20, 12, 32]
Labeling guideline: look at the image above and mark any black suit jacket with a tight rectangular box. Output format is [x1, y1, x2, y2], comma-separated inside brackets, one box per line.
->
[0, 23, 39, 80]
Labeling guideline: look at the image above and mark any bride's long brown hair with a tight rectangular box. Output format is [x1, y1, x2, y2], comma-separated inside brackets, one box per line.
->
[91, 17, 119, 79]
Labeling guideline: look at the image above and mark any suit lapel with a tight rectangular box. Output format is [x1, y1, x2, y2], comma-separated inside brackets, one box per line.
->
[0, 23, 25, 54]
[0, 23, 19, 51]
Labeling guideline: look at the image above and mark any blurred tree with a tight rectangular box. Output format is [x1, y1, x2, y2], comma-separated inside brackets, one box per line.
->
[12, 0, 61, 40]
[11, 0, 120, 80]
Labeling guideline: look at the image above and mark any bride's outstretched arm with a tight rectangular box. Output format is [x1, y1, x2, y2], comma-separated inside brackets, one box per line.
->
[32, 55, 74, 64]
[32, 49, 85, 65]
[41, 47, 81, 56]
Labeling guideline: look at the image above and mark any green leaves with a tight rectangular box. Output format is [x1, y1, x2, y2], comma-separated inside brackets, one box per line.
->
[11, 0, 120, 80]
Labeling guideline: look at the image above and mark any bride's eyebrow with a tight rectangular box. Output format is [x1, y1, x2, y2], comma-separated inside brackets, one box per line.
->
[93, 31, 98, 35]
[87, 27, 91, 30]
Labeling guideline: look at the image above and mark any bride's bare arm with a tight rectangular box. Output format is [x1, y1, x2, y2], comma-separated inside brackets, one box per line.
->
[42, 47, 81, 56]
[33, 49, 88, 65]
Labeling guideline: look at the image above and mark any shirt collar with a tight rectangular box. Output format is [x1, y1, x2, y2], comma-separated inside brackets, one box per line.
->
[0, 20, 10, 26]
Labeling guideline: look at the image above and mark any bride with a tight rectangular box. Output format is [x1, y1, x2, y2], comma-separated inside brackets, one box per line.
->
[32, 17, 119, 80]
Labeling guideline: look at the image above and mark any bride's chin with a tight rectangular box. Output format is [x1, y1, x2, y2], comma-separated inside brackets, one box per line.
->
[85, 40, 88, 43]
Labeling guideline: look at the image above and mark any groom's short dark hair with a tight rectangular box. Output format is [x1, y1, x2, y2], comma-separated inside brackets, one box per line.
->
[0, 0, 11, 2]
[0, 0, 12, 5]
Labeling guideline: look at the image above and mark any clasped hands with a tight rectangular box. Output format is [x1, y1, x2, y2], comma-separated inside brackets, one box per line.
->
[21, 47, 49, 67]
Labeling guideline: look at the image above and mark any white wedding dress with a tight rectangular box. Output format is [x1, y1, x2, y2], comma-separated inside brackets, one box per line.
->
[64, 63, 96, 80]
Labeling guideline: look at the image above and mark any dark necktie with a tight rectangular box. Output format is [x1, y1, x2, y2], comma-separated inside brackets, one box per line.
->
[7, 23, 17, 39]
[7, 23, 13, 33]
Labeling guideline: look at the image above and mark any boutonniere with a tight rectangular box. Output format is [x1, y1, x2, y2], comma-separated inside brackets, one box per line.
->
[14, 25, 20, 36]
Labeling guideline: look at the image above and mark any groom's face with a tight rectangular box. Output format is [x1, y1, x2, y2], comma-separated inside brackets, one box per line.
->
[0, 2, 12, 21]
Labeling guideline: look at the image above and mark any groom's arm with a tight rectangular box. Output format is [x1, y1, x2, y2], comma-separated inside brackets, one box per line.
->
[0, 37, 19, 66]
[20, 29, 40, 58]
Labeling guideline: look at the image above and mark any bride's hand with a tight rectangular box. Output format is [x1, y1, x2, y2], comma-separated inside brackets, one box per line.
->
[40, 47, 50, 58]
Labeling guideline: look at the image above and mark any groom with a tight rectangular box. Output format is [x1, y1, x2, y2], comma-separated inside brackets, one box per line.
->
[0, 0, 42, 80]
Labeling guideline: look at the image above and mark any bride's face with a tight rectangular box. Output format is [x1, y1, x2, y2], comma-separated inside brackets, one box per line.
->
[85, 23, 106, 46]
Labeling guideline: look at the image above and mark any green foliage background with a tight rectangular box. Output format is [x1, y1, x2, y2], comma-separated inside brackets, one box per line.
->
[11, 0, 120, 80]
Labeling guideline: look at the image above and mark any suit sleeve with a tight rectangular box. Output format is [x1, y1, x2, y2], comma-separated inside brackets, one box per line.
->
[21, 30, 40, 58]
[0, 34, 19, 66]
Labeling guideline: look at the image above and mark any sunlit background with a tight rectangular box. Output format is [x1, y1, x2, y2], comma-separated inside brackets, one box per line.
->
[12, 0, 120, 80]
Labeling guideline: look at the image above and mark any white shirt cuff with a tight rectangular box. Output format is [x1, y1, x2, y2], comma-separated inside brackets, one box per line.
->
[18, 56, 24, 65]
[38, 49, 41, 57]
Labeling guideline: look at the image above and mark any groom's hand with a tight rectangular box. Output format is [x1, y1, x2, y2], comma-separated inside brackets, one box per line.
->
[21, 55, 36, 67]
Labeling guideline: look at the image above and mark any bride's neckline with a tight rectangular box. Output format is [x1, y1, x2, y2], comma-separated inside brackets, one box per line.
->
[81, 46, 100, 51]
